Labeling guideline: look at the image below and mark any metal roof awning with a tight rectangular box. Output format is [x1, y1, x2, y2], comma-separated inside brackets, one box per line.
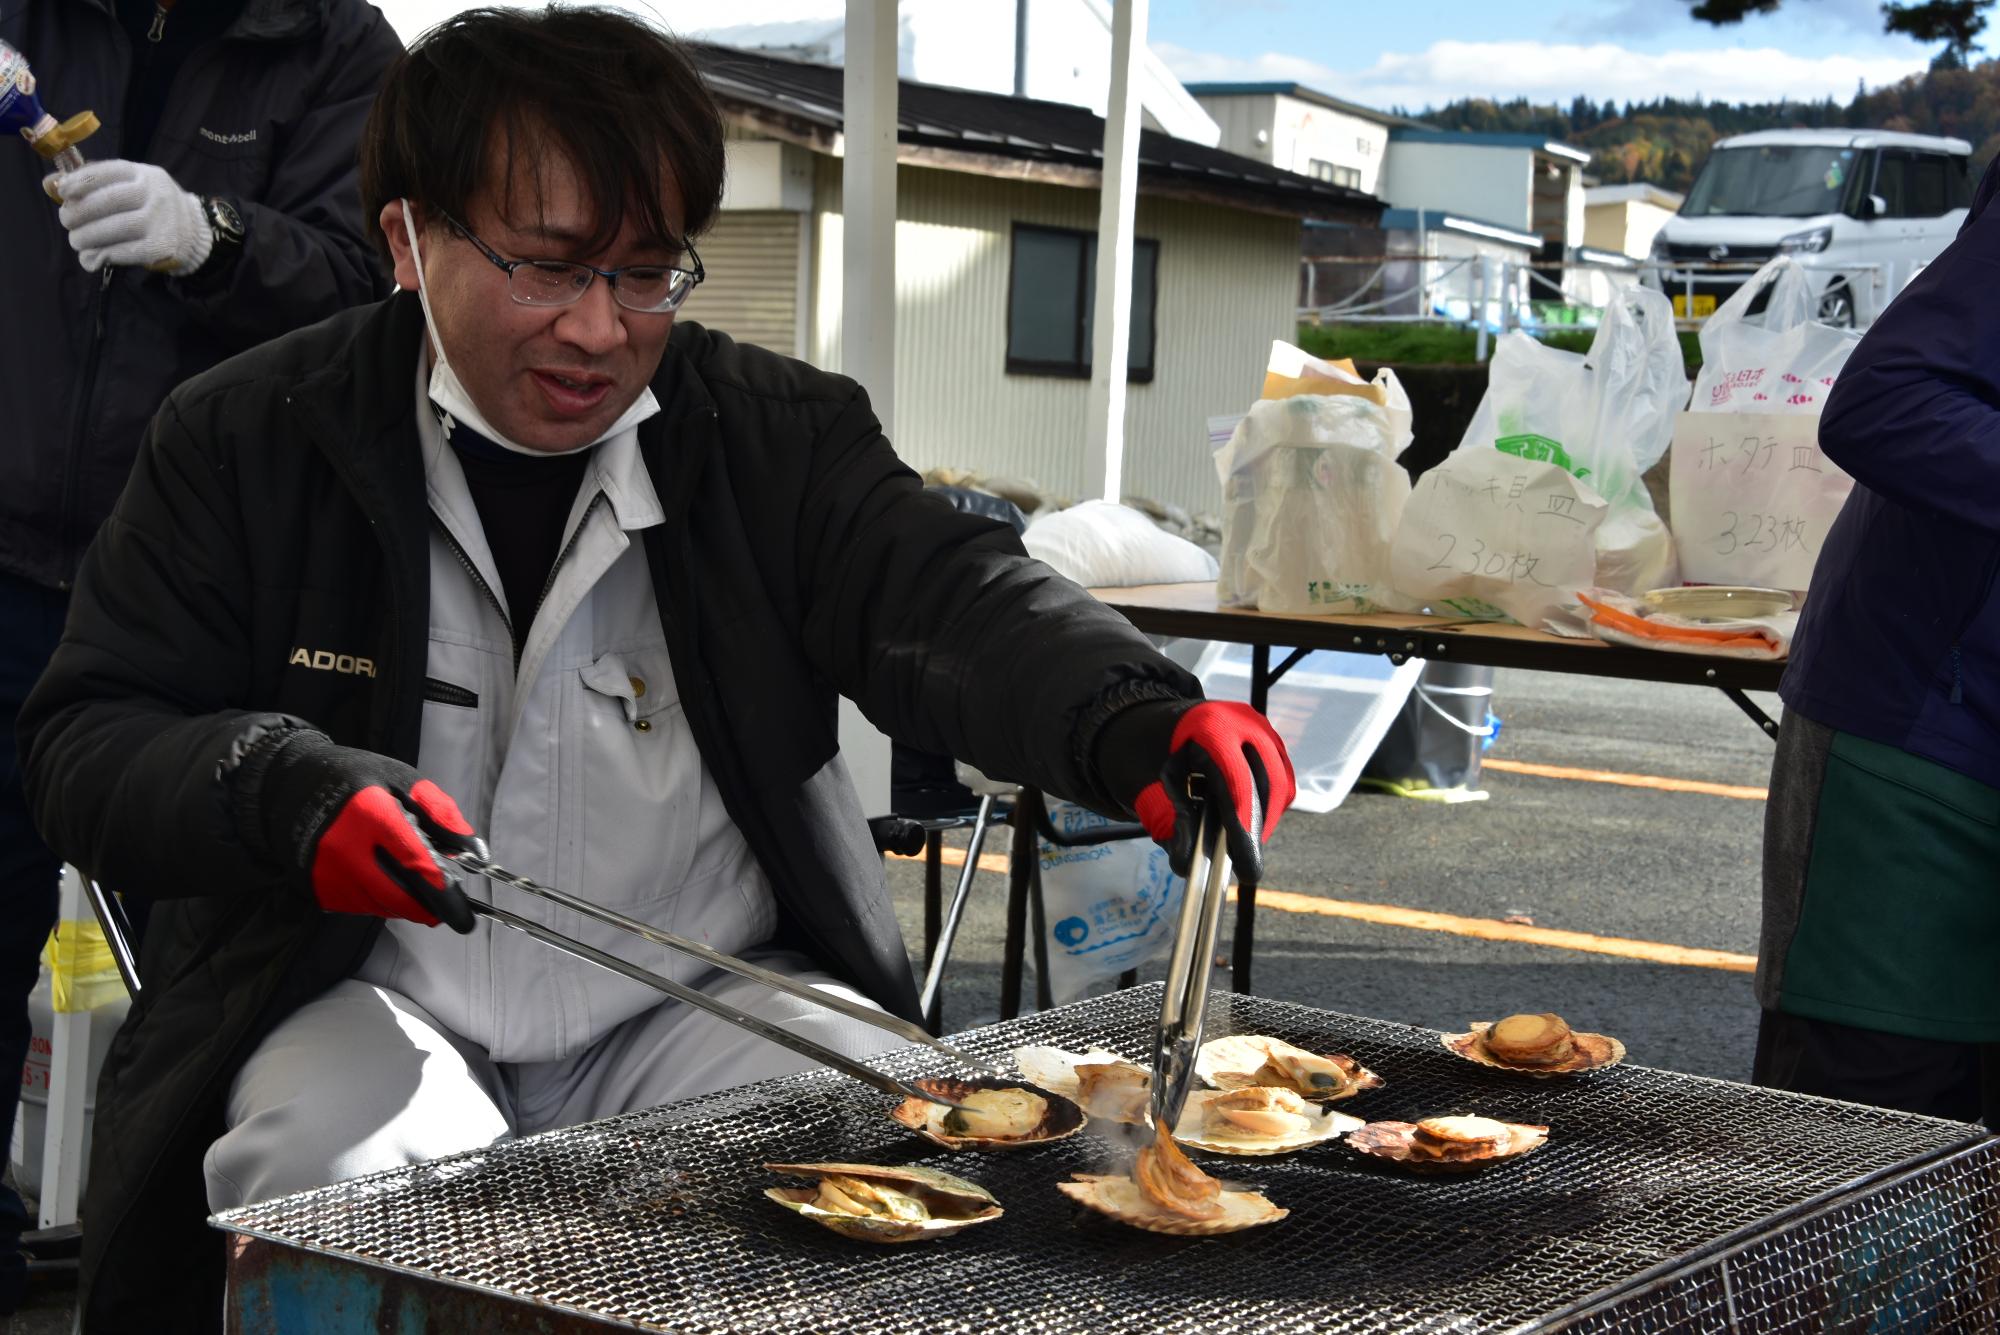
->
[692, 41, 1383, 223]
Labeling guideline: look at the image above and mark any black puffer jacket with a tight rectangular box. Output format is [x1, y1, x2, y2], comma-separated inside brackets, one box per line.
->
[0, 0, 398, 590]
[19, 293, 1199, 1331]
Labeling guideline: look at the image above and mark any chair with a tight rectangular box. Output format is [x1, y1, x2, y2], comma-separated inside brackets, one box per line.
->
[872, 485, 1032, 1033]
[996, 788, 1149, 1019]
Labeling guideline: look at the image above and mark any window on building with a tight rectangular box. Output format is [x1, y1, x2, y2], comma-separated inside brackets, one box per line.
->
[1005, 224, 1158, 381]
[1309, 159, 1362, 188]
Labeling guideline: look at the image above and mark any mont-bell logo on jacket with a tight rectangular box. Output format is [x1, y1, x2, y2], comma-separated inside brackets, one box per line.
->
[288, 647, 377, 678]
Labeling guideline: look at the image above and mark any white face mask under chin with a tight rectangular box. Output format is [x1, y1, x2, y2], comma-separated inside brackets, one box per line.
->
[401, 199, 659, 456]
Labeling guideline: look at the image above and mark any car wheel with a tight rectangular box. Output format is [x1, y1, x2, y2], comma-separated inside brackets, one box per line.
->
[1818, 283, 1856, 328]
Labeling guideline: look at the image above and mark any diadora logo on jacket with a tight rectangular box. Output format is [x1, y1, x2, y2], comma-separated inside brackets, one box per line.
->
[288, 647, 377, 678]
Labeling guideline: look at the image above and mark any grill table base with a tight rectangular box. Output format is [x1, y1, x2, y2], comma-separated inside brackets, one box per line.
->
[217, 987, 2000, 1333]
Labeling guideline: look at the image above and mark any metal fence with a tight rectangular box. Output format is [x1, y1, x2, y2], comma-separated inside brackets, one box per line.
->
[1298, 253, 1907, 361]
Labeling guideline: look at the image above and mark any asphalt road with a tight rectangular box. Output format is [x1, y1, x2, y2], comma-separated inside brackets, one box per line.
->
[887, 666, 1779, 1084]
[1, 666, 1779, 1331]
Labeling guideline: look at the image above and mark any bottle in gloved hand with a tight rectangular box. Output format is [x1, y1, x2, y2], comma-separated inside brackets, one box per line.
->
[231, 727, 483, 932]
[1095, 699, 1297, 890]
[0, 39, 100, 183]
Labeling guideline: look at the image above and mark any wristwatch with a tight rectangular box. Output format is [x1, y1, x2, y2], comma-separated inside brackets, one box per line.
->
[201, 195, 246, 259]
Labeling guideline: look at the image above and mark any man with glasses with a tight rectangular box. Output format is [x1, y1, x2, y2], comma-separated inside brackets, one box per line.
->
[17, 8, 1292, 1329]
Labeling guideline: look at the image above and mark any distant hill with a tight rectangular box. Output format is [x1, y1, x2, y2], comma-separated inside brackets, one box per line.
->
[1413, 61, 2000, 193]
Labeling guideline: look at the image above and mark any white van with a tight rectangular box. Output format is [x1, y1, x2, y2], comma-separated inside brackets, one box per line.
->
[1646, 128, 1973, 327]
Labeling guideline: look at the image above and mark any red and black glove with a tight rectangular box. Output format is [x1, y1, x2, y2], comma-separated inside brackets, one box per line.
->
[236, 729, 481, 933]
[1098, 700, 1297, 889]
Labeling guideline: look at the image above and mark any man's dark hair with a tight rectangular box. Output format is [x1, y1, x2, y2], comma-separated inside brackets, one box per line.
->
[359, 6, 726, 260]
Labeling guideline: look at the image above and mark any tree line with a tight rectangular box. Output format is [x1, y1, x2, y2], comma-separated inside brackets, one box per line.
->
[1413, 61, 2000, 193]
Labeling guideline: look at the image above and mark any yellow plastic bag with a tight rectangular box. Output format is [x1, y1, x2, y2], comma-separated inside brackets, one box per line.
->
[41, 918, 128, 1014]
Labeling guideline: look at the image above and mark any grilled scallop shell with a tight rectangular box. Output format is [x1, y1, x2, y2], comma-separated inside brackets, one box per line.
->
[889, 1076, 1088, 1150]
[1011, 1046, 1151, 1125]
[764, 1162, 1002, 1243]
[1441, 1021, 1626, 1076]
[1346, 1118, 1549, 1174]
[1058, 1173, 1288, 1235]
[1171, 1088, 1363, 1157]
[1195, 1034, 1385, 1102]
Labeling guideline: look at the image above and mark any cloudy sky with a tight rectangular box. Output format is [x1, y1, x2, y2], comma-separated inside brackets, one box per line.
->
[374, 0, 1952, 110]
[1148, 0, 1945, 109]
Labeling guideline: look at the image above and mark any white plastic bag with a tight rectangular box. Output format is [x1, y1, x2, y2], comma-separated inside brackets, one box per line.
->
[1392, 288, 1686, 623]
[1690, 258, 1861, 414]
[1668, 411, 1856, 591]
[1022, 500, 1218, 588]
[1389, 449, 1610, 628]
[1215, 344, 1415, 613]
[1673, 258, 1861, 592]
[1038, 801, 1184, 1005]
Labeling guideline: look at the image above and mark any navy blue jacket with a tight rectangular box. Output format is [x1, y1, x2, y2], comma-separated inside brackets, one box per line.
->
[1784, 159, 2000, 786]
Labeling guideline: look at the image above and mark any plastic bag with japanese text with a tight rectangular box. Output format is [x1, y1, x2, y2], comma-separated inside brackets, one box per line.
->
[1215, 342, 1415, 613]
[1037, 800, 1185, 1005]
[1690, 258, 1860, 415]
[1668, 411, 1856, 591]
[1389, 449, 1611, 628]
[1391, 288, 1686, 624]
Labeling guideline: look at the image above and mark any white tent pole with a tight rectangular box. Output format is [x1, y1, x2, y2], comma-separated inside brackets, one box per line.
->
[842, 0, 897, 441]
[1083, 0, 1147, 505]
[838, 0, 899, 821]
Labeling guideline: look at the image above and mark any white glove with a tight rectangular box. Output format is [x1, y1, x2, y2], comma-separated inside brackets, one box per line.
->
[53, 160, 214, 275]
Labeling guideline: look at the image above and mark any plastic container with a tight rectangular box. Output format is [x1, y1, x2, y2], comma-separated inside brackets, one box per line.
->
[1361, 661, 1497, 799]
[10, 917, 130, 1199]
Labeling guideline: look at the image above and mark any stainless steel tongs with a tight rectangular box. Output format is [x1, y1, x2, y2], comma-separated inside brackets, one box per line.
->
[448, 852, 1000, 1110]
[1149, 796, 1235, 1135]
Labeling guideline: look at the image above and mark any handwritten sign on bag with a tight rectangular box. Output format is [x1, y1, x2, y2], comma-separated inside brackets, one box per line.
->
[1389, 449, 1608, 628]
[1668, 412, 1854, 592]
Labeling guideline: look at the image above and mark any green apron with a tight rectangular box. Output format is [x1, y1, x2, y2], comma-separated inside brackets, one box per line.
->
[1779, 730, 2000, 1043]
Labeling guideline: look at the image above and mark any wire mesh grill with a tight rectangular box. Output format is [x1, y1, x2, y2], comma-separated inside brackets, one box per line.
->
[214, 986, 1999, 1334]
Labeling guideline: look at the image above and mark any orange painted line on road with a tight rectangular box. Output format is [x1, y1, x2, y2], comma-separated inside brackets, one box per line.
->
[1483, 757, 1768, 802]
[894, 846, 1757, 973]
[1236, 886, 1757, 972]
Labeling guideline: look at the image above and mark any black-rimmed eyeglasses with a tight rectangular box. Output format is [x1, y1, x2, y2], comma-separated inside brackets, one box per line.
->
[443, 211, 704, 314]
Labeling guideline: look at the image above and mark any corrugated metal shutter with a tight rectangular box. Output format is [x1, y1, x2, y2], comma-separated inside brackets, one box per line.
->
[679, 211, 801, 356]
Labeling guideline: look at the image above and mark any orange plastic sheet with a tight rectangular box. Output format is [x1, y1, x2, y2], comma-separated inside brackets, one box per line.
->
[1576, 592, 1781, 655]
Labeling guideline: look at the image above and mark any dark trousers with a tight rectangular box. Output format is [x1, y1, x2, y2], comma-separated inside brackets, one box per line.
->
[0, 573, 68, 1245]
[1754, 1009, 2000, 1130]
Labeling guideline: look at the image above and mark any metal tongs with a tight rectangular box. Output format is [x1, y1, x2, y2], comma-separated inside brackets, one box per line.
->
[448, 852, 999, 1110]
[1149, 795, 1235, 1136]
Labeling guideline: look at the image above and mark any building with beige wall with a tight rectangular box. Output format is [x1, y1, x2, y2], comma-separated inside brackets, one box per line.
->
[1583, 183, 1685, 261]
[681, 44, 1379, 518]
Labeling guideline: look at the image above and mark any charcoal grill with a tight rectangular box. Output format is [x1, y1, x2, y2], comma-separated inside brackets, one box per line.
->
[216, 986, 2000, 1333]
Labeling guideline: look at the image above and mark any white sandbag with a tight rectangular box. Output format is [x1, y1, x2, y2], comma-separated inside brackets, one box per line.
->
[1023, 499, 1217, 588]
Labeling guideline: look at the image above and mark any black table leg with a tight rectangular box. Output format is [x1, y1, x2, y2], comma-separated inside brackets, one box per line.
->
[1030, 853, 1054, 1013]
[1720, 685, 1781, 741]
[999, 798, 1034, 1020]
[923, 830, 942, 970]
[1230, 646, 1274, 996]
